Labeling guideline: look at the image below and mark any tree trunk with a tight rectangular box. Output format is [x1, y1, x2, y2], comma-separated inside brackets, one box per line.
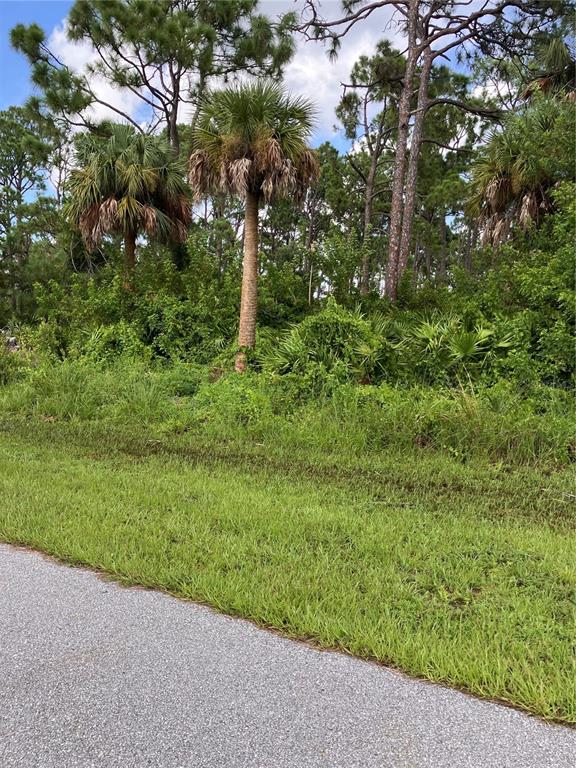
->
[189, 72, 206, 142]
[166, 66, 182, 156]
[123, 229, 136, 291]
[304, 212, 315, 305]
[437, 210, 447, 284]
[384, 0, 419, 300]
[360, 142, 379, 295]
[236, 191, 260, 373]
[168, 110, 180, 157]
[397, 46, 433, 287]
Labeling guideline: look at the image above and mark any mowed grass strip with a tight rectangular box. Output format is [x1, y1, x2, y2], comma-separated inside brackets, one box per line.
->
[0, 430, 574, 723]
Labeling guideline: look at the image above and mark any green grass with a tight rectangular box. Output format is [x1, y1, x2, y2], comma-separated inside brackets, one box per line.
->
[0, 418, 574, 723]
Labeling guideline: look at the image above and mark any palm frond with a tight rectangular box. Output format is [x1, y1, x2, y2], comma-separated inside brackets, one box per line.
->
[65, 124, 192, 250]
[189, 80, 318, 204]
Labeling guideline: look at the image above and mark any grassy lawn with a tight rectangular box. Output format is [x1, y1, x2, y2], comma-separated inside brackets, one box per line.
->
[0, 419, 574, 723]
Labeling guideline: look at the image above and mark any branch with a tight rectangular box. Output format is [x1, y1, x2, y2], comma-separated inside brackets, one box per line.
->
[299, 0, 400, 42]
[421, 138, 473, 153]
[92, 42, 168, 113]
[421, 97, 502, 119]
[38, 40, 145, 132]
[347, 155, 367, 183]
[89, 97, 146, 131]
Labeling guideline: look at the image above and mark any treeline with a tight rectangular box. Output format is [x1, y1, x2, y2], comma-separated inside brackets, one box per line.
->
[0, 0, 574, 390]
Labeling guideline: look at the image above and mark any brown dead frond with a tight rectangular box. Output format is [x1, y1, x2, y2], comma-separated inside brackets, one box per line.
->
[254, 137, 284, 174]
[297, 149, 320, 185]
[172, 220, 189, 243]
[175, 195, 192, 228]
[492, 217, 509, 244]
[228, 158, 252, 197]
[519, 192, 538, 229]
[188, 150, 215, 201]
[141, 205, 157, 236]
[79, 204, 103, 251]
[99, 197, 118, 232]
[485, 177, 511, 213]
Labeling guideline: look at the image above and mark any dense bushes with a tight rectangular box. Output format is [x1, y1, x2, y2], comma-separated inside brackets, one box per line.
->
[261, 303, 515, 388]
[13, 183, 572, 389]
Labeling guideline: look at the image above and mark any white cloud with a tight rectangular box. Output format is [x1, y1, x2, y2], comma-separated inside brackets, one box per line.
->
[261, 1, 405, 140]
[282, 32, 382, 138]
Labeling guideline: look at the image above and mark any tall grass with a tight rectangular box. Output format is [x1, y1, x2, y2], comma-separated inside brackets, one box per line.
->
[0, 358, 573, 467]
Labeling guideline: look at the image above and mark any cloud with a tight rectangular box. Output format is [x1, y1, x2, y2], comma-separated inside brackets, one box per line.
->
[261, 1, 405, 142]
[282, 32, 383, 139]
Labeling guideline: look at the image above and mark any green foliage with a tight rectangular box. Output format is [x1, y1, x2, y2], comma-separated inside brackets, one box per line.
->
[0, 357, 204, 426]
[14, 179, 574, 396]
[396, 315, 513, 385]
[73, 321, 151, 363]
[459, 183, 575, 385]
[261, 301, 517, 388]
[263, 300, 392, 386]
[192, 373, 273, 427]
[468, 96, 575, 242]
[0, 343, 25, 385]
[19, 319, 62, 361]
[0, 106, 60, 318]
[29, 245, 237, 364]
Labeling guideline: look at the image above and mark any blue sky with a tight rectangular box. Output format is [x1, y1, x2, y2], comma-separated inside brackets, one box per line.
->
[1, 1, 72, 109]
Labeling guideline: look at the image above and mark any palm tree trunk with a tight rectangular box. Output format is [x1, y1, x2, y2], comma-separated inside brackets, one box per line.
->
[168, 110, 180, 157]
[123, 229, 136, 291]
[236, 191, 259, 373]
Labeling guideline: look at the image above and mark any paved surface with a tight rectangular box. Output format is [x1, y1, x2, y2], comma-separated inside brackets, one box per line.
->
[0, 544, 574, 768]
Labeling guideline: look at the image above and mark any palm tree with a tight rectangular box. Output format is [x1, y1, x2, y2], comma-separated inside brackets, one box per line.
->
[467, 97, 575, 245]
[189, 81, 319, 372]
[65, 124, 192, 288]
[523, 38, 576, 100]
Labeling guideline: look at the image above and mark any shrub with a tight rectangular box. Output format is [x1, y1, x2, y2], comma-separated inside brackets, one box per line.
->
[0, 341, 26, 385]
[72, 321, 151, 363]
[395, 315, 513, 385]
[262, 300, 397, 384]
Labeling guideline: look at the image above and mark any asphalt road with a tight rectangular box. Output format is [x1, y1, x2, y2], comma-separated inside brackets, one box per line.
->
[0, 543, 574, 768]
